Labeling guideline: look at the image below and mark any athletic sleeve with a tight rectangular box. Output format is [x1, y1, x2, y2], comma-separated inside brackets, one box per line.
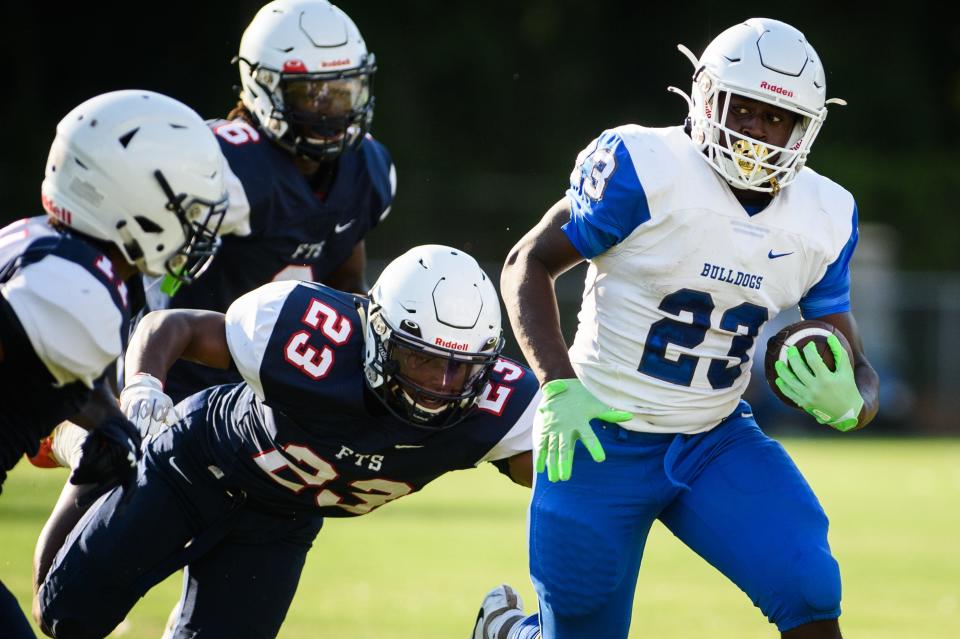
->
[799, 204, 859, 319]
[224, 280, 301, 400]
[476, 388, 539, 463]
[562, 130, 652, 258]
[0, 257, 124, 388]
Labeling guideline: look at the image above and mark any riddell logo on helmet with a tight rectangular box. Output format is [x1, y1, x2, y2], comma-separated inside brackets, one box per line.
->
[321, 58, 351, 68]
[760, 81, 794, 98]
[41, 194, 72, 225]
[435, 337, 470, 352]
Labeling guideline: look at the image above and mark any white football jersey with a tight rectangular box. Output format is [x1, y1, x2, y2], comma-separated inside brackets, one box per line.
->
[563, 126, 858, 434]
[0, 217, 129, 388]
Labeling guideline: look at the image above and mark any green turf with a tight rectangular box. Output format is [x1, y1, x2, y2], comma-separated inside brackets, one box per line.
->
[2, 438, 958, 638]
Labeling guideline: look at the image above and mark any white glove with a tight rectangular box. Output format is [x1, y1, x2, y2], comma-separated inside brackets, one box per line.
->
[120, 373, 179, 440]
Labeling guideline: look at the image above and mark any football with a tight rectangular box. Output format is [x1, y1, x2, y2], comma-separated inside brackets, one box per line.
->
[764, 320, 854, 410]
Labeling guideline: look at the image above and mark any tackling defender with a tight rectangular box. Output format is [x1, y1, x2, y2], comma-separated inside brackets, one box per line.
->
[31, 0, 396, 591]
[0, 90, 227, 638]
[38, 246, 537, 639]
[476, 18, 879, 639]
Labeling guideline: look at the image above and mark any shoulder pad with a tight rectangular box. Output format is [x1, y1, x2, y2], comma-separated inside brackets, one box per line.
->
[225, 280, 302, 399]
[608, 124, 685, 201]
[794, 168, 857, 254]
[1, 255, 125, 387]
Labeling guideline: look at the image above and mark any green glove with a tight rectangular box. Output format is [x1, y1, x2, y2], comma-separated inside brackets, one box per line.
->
[774, 334, 864, 432]
[534, 378, 633, 482]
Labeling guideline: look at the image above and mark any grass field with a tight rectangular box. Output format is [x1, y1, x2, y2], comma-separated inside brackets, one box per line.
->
[2, 437, 959, 638]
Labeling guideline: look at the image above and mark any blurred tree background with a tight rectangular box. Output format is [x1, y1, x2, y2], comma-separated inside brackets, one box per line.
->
[2, 1, 958, 431]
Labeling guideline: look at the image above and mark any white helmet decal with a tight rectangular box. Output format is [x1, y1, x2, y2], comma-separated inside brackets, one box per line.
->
[669, 18, 846, 194]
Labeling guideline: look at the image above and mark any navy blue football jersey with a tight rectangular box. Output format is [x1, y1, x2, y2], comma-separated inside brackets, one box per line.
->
[187, 281, 536, 517]
[157, 119, 396, 402]
[0, 218, 130, 484]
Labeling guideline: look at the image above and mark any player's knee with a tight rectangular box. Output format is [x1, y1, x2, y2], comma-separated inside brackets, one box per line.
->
[773, 547, 841, 626]
[39, 586, 116, 639]
[530, 510, 625, 616]
[797, 549, 842, 613]
[32, 594, 49, 637]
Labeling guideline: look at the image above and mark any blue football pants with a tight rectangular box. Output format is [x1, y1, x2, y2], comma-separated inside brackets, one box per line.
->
[38, 404, 324, 639]
[528, 402, 841, 638]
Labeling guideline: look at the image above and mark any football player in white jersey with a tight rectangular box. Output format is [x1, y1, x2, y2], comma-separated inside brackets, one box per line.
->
[0, 90, 227, 637]
[474, 18, 879, 639]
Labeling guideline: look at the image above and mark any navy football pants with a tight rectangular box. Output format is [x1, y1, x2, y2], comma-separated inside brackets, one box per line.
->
[1, 579, 36, 638]
[38, 412, 324, 639]
[528, 402, 841, 638]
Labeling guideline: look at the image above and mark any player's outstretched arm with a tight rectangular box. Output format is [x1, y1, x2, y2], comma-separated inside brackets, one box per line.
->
[502, 200, 632, 481]
[125, 309, 232, 383]
[122, 309, 233, 437]
[501, 198, 583, 384]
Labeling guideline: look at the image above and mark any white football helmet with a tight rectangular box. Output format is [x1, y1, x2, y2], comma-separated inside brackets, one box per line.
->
[670, 18, 846, 194]
[238, 0, 376, 160]
[41, 90, 227, 282]
[364, 245, 505, 429]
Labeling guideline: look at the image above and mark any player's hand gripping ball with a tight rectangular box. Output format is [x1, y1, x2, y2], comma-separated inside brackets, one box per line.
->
[764, 320, 862, 431]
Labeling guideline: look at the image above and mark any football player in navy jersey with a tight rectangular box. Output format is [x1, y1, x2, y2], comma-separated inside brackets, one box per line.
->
[37, 246, 537, 639]
[0, 90, 227, 638]
[154, 0, 397, 404]
[475, 19, 879, 639]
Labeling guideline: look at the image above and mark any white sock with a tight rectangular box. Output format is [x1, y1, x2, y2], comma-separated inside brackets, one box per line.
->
[485, 609, 526, 639]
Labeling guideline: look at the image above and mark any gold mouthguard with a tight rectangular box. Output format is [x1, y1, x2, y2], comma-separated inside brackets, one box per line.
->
[732, 139, 780, 193]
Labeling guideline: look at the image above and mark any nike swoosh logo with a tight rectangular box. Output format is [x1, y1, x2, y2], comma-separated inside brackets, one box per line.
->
[168, 455, 193, 484]
[334, 220, 355, 233]
[768, 250, 794, 259]
[394, 444, 424, 449]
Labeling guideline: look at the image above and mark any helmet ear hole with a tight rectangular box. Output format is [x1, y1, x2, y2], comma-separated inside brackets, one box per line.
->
[399, 319, 421, 337]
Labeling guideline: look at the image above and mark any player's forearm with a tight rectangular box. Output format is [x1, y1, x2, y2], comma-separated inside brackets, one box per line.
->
[125, 309, 230, 384]
[501, 251, 576, 385]
[853, 359, 880, 430]
[70, 385, 124, 431]
[506, 452, 533, 488]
